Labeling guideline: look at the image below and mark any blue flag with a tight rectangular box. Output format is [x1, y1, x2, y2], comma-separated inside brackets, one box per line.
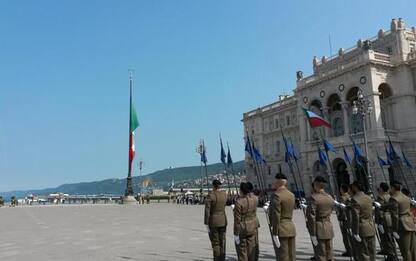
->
[377, 155, 388, 167]
[402, 151, 413, 168]
[384, 143, 392, 165]
[387, 137, 400, 161]
[245, 136, 254, 158]
[253, 144, 267, 165]
[290, 140, 300, 161]
[318, 147, 327, 166]
[227, 144, 233, 168]
[323, 139, 336, 153]
[220, 137, 226, 164]
[352, 142, 364, 159]
[283, 136, 292, 163]
[343, 146, 351, 165]
[201, 147, 207, 164]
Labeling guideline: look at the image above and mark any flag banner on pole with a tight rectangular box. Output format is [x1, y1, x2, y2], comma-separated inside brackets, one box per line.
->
[201, 142, 207, 164]
[303, 108, 331, 128]
[343, 146, 351, 165]
[387, 137, 400, 161]
[318, 147, 327, 166]
[289, 139, 300, 161]
[245, 136, 254, 158]
[226, 144, 233, 168]
[220, 137, 226, 164]
[323, 139, 337, 153]
[402, 151, 413, 168]
[253, 144, 267, 165]
[351, 137, 364, 166]
[384, 143, 392, 165]
[128, 101, 139, 173]
[377, 155, 388, 167]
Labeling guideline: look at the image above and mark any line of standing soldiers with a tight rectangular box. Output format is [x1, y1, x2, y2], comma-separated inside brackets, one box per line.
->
[204, 175, 416, 261]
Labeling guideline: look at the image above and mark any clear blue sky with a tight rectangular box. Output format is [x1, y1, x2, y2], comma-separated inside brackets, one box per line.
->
[0, 1, 415, 191]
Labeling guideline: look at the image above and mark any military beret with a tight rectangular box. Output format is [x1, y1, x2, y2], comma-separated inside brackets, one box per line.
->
[314, 176, 327, 184]
[391, 180, 402, 186]
[212, 179, 222, 186]
[275, 173, 287, 180]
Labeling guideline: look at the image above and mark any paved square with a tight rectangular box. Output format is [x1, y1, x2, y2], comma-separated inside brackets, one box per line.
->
[0, 204, 387, 260]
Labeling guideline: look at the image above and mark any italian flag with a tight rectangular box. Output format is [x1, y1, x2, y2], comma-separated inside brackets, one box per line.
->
[303, 108, 331, 128]
[128, 91, 139, 175]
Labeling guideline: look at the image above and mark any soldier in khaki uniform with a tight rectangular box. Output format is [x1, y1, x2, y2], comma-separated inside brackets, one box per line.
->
[338, 184, 352, 257]
[246, 182, 260, 261]
[306, 176, 335, 261]
[204, 180, 228, 261]
[350, 181, 376, 261]
[268, 173, 296, 261]
[234, 182, 259, 261]
[388, 181, 416, 261]
[375, 182, 397, 260]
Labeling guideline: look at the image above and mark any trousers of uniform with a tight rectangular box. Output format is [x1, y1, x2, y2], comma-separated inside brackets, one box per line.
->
[254, 230, 259, 260]
[315, 239, 333, 261]
[398, 231, 416, 261]
[379, 228, 397, 258]
[209, 226, 226, 261]
[340, 222, 351, 254]
[277, 237, 295, 261]
[236, 234, 256, 261]
[352, 236, 375, 261]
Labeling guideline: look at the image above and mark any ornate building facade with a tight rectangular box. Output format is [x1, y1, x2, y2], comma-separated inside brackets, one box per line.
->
[242, 18, 416, 195]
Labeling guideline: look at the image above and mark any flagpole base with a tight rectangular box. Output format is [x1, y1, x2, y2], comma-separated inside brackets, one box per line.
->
[122, 195, 138, 204]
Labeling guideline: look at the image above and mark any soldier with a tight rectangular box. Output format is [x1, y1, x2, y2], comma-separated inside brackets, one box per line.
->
[374, 182, 397, 260]
[267, 173, 296, 261]
[306, 176, 335, 261]
[388, 181, 416, 261]
[204, 179, 228, 261]
[246, 182, 260, 261]
[338, 184, 352, 257]
[234, 182, 259, 261]
[350, 181, 376, 261]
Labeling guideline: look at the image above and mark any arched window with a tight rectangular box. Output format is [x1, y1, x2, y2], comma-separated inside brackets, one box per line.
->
[327, 94, 344, 137]
[346, 87, 363, 133]
[378, 83, 394, 130]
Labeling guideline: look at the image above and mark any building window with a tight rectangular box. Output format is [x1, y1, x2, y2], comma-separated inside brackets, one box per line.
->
[276, 140, 281, 155]
[333, 117, 344, 137]
[286, 115, 290, 126]
[268, 166, 271, 175]
[387, 46, 393, 54]
[275, 119, 279, 129]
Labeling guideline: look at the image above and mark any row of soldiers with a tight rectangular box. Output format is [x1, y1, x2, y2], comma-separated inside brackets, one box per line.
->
[204, 173, 416, 261]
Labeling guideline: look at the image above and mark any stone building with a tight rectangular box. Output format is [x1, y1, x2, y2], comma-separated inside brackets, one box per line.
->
[242, 18, 416, 196]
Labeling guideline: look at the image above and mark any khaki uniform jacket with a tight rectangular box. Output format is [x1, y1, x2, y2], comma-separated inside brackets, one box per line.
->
[268, 186, 296, 238]
[375, 192, 392, 228]
[350, 191, 375, 237]
[389, 191, 416, 233]
[306, 191, 335, 240]
[204, 190, 227, 228]
[234, 194, 258, 237]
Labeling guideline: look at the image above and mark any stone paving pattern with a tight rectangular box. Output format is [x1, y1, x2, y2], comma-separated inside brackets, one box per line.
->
[0, 204, 390, 260]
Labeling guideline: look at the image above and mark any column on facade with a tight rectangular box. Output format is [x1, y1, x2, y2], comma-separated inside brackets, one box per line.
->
[342, 102, 350, 136]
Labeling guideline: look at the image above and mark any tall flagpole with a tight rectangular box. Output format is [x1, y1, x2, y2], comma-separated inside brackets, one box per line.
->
[124, 69, 137, 203]
[219, 134, 231, 195]
[227, 142, 239, 195]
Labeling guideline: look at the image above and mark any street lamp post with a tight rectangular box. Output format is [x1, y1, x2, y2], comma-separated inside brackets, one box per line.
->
[352, 89, 374, 194]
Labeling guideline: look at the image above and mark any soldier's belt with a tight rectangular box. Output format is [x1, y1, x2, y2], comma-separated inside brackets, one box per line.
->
[316, 216, 331, 221]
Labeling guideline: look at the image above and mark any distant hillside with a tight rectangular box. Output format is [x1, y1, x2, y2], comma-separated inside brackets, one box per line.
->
[1, 161, 245, 198]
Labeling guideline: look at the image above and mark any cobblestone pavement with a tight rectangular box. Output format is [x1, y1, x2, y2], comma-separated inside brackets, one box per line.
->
[0, 203, 391, 260]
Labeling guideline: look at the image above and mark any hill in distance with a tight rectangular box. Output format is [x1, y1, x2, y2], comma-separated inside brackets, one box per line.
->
[1, 161, 245, 199]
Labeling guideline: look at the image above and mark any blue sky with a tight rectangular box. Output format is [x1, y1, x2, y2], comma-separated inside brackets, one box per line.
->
[0, 1, 415, 191]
